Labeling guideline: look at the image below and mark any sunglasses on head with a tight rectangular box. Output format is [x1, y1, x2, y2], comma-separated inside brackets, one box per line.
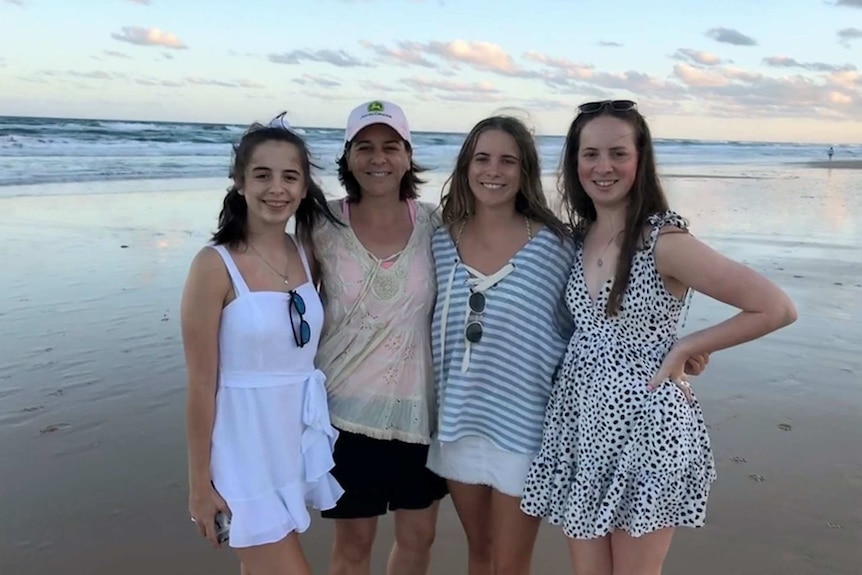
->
[464, 291, 486, 344]
[288, 290, 311, 348]
[577, 100, 638, 114]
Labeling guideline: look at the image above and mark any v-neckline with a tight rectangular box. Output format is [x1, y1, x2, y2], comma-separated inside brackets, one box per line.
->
[344, 200, 416, 268]
[578, 247, 614, 307]
[450, 224, 544, 279]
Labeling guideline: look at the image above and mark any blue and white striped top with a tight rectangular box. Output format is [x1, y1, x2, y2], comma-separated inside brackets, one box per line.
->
[431, 225, 577, 454]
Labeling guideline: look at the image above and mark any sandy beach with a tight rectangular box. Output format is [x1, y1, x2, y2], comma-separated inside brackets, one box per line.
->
[1, 167, 860, 575]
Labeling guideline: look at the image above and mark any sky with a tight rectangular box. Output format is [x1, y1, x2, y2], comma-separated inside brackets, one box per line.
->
[1, 0, 861, 143]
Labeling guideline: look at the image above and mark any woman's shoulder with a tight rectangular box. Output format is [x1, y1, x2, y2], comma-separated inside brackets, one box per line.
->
[534, 225, 577, 259]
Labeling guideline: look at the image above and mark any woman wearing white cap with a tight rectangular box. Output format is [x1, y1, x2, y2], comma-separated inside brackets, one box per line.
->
[312, 100, 447, 575]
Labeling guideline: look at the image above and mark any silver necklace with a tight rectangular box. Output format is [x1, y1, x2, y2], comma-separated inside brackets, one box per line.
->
[247, 242, 290, 285]
[596, 232, 620, 268]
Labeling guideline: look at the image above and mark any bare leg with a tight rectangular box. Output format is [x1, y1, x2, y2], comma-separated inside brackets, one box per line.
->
[567, 535, 612, 575]
[386, 502, 440, 575]
[234, 532, 312, 575]
[448, 481, 493, 575]
[329, 517, 378, 575]
[610, 528, 674, 575]
[489, 490, 541, 575]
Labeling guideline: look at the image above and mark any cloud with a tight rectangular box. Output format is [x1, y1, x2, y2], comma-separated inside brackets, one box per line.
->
[401, 75, 505, 104]
[101, 50, 133, 60]
[292, 73, 341, 88]
[838, 27, 862, 48]
[835, 0, 862, 7]
[672, 48, 726, 66]
[424, 40, 521, 74]
[705, 27, 757, 46]
[671, 61, 860, 119]
[523, 51, 593, 80]
[402, 76, 500, 94]
[360, 40, 437, 68]
[135, 77, 183, 87]
[37, 69, 123, 80]
[111, 26, 187, 49]
[133, 76, 264, 89]
[838, 27, 862, 41]
[360, 80, 410, 93]
[597, 41, 622, 47]
[762, 56, 855, 73]
[673, 63, 730, 87]
[4, 0, 25, 6]
[295, 90, 351, 102]
[267, 49, 370, 68]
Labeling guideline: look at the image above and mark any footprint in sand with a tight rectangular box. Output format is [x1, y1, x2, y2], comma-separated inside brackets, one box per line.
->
[778, 423, 792, 431]
[731, 456, 748, 463]
[749, 473, 766, 482]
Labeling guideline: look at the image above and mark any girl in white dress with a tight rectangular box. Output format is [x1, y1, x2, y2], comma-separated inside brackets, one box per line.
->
[182, 115, 343, 575]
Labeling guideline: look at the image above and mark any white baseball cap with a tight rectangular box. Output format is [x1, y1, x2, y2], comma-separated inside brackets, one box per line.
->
[345, 100, 412, 145]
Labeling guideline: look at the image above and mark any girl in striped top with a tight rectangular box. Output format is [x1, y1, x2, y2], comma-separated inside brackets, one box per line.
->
[427, 116, 575, 575]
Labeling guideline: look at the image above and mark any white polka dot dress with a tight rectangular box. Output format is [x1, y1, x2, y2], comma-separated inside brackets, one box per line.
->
[520, 211, 717, 539]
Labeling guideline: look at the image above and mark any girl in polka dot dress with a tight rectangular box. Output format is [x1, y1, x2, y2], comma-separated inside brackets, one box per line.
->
[519, 100, 798, 575]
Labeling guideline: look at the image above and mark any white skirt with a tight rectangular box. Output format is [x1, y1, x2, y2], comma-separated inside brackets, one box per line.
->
[426, 435, 534, 498]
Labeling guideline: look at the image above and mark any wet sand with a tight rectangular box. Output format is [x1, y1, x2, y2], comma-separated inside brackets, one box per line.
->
[798, 159, 862, 169]
[1, 168, 860, 575]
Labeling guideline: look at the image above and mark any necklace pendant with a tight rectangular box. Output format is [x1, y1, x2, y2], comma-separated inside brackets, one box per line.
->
[597, 258, 604, 268]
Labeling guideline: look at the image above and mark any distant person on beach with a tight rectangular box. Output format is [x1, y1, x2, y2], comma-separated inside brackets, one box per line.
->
[311, 100, 447, 575]
[181, 116, 343, 575]
[428, 115, 708, 575]
[828, 146, 834, 161]
[519, 99, 798, 575]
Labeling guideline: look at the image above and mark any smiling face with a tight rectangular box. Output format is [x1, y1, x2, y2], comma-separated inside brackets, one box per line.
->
[238, 140, 306, 227]
[576, 115, 639, 209]
[467, 128, 522, 210]
[346, 123, 411, 199]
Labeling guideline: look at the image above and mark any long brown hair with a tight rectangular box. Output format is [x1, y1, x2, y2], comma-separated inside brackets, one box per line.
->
[440, 115, 569, 240]
[560, 106, 669, 316]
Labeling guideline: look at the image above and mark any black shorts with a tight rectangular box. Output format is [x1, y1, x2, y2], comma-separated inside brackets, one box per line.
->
[321, 428, 449, 519]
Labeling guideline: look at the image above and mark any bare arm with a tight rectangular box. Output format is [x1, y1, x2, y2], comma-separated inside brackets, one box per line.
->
[655, 229, 798, 357]
[180, 247, 231, 545]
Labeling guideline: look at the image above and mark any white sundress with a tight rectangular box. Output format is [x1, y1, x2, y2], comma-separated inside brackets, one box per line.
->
[209, 239, 343, 548]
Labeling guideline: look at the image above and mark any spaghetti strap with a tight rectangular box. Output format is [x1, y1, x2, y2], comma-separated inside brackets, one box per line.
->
[289, 234, 314, 285]
[209, 244, 250, 296]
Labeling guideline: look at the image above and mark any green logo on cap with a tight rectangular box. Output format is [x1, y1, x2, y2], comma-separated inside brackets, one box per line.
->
[367, 101, 384, 112]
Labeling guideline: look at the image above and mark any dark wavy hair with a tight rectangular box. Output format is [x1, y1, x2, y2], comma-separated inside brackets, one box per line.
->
[440, 115, 569, 240]
[336, 137, 427, 203]
[560, 104, 670, 316]
[212, 123, 341, 246]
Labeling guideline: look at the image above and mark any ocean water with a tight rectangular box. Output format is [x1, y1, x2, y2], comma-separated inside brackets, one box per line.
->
[1, 115, 859, 188]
